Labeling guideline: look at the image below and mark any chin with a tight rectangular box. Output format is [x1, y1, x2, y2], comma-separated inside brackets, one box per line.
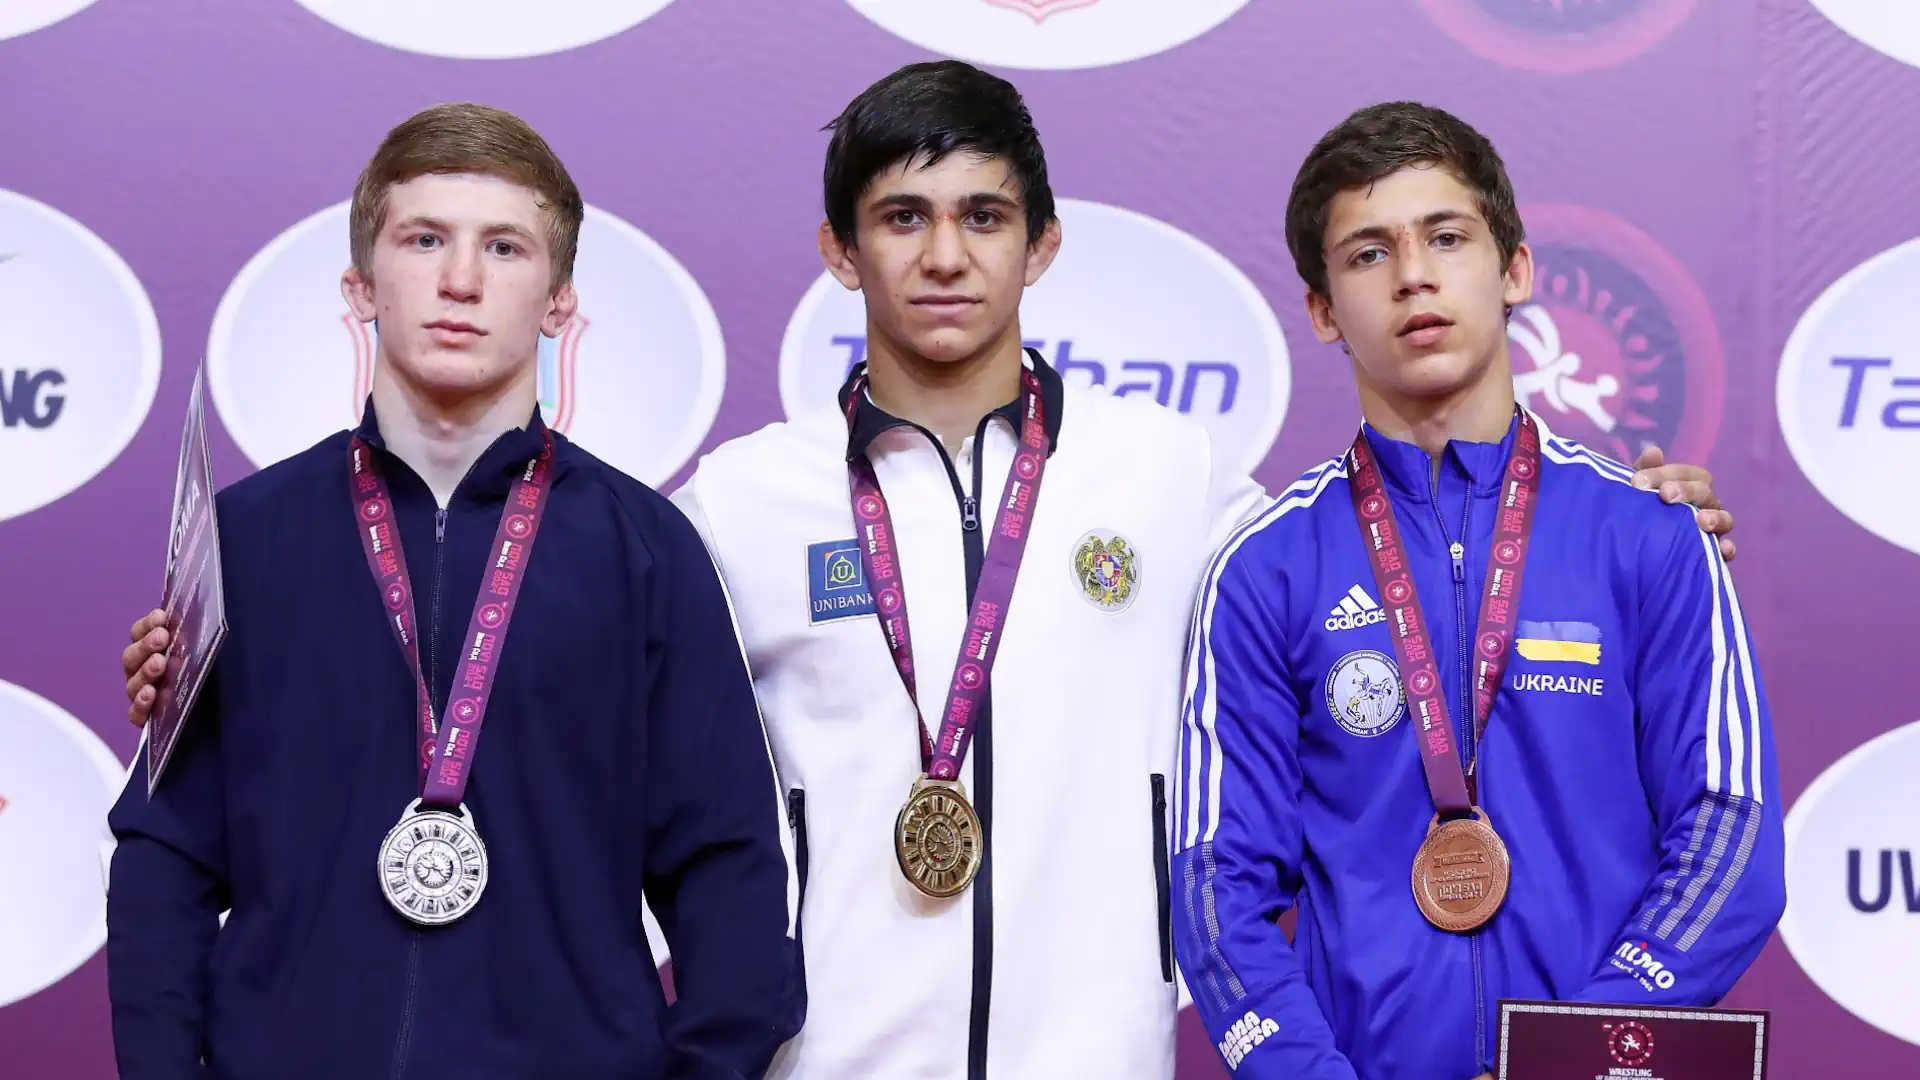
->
[905, 327, 993, 365]
[389, 350, 520, 395]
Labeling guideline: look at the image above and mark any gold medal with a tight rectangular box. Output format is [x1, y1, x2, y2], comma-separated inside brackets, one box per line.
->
[895, 776, 982, 898]
[1411, 807, 1511, 933]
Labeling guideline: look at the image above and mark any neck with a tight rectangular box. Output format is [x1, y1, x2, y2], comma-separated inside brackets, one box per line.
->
[863, 323, 1025, 455]
[1356, 350, 1517, 457]
[369, 359, 536, 507]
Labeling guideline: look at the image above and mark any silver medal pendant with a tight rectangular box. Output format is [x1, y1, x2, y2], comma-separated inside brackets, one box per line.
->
[378, 799, 488, 926]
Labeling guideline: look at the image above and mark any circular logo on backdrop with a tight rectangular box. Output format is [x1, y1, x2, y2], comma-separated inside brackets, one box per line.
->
[291, 0, 681, 59]
[1508, 204, 1723, 468]
[0, 189, 162, 523]
[1778, 721, 1920, 1046]
[0, 0, 100, 39]
[1808, 1, 1920, 70]
[1324, 651, 1405, 738]
[844, 0, 1254, 70]
[0, 679, 129, 1007]
[1417, 0, 1698, 74]
[207, 200, 724, 488]
[779, 198, 1290, 475]
[1778, 237, 1920, 557]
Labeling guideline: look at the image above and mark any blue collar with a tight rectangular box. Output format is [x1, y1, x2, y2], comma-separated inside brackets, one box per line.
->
[352, 397, 552, 503]
[1359, 411, 1520, 501]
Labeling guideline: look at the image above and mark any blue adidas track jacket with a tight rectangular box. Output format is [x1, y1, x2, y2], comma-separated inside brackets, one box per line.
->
[1172, 418, 1785, 1080]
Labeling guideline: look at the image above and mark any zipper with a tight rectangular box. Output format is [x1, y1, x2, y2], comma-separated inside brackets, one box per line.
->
[388, 938, 422, 1080]
[1430, 453, 1488, 1068]
[1151, 774, 1173, 983]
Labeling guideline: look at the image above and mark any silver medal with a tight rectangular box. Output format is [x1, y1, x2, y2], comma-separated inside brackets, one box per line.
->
[378, 800, 488, 926]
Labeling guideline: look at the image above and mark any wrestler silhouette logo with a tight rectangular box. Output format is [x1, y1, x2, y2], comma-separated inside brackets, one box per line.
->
[1509, 207, 1724, 466]
[1326, 651, 1405, 738]
[1510, 305, 1621, 435]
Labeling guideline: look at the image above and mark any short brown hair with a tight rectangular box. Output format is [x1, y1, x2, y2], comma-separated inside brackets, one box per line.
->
[1285, 102, 1523, 299]
[349, 102, 584, 289]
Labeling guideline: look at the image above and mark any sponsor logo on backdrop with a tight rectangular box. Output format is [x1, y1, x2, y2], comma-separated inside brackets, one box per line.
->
[844, 0, 1253, 70]
[0, 680, 130, 1007]
[291, 0, 680, 59]
[0, 0, 100, 41]
[1509, 204, 1723, 468]
[0, 189, 162, 522]
[207, 201, 724, 487]
[1778, 237, 1920, 556]
[1808, 1, 1920, 70]
[779, 198, 1289, 475]
[1779, 721, 1920, 1047]
[1417, 0, 1697, 74]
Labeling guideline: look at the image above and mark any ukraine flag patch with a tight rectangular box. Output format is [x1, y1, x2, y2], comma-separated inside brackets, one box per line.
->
[1514, 621, 1602, 665]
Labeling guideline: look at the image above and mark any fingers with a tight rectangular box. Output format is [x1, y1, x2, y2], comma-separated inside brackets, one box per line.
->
[128, 684, 155, 728]
[1634, 470, 1719, 511]
[1696, 506, 1735, 536]
[1718, 535, 1738, 563]
[1631, 444, 1667, 472]
[129, 608, 166, 643]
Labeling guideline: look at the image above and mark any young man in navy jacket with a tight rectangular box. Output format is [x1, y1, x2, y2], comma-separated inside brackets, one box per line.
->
[1173, 102, 1785, 1080]
[104, 103, 802, 1080]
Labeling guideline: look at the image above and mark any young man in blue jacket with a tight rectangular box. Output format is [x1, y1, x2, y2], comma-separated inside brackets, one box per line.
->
[1173, 103, 1785, 1080]
[104, 103, 802, 1080]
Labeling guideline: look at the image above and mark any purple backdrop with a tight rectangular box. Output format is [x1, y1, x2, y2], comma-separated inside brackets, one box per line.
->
[1, 1, 1915, 1076]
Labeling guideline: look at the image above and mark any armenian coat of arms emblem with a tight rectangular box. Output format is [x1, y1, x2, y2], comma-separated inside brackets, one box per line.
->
[1073, 531, 1139, 613]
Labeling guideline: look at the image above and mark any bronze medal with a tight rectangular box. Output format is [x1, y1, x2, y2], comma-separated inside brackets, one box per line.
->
[895, 776, 982, 898]
[1412, 808, 1511, 933]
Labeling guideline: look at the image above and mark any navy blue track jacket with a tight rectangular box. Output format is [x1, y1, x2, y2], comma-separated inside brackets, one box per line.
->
[106, 404, 803, 1080]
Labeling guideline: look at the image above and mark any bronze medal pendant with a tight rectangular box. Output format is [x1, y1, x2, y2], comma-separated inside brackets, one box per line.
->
[1412, 808, 1511, 933]
[895, 776, 983, 898]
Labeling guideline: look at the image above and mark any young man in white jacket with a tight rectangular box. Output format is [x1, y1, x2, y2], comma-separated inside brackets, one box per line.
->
[120, 64, 1736, 1080]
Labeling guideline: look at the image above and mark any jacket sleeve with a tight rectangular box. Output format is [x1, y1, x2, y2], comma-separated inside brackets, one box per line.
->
[1572, 510, 1786, 1004]
[105, 664, 230, 1080]
[641, 491, 804, 1079]
[1172, 540, 1359, 1079]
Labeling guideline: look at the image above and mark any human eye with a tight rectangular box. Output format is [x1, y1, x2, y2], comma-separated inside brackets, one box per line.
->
[410, 232, 441, 250]
[886, 209, 923, 229]
[1350, 246, 1386, 267]
[965, 209, 1003, 229]
[1432, 230, 1465, 249]
[487, 239, 521, 257]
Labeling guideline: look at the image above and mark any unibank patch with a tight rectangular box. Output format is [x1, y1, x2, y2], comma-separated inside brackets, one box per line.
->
[808, 539, 874, 625]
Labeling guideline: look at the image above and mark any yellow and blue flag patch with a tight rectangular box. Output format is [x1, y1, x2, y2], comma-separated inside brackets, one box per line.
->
[1514, 620, 1602, 665]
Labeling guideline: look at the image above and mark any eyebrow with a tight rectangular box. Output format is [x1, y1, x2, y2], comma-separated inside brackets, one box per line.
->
[865, 191, 1024, 217]
[1329, 209, 1477, 253]
[390, 215, 541, 243]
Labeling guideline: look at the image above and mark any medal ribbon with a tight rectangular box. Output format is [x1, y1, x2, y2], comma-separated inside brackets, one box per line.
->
[350, 432, 555, 808]
[1347, 408, 1541, 816]
[845, 367, 1049, 780]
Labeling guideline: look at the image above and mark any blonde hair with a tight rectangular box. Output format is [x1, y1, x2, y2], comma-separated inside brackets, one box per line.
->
[349, 102, 584, 289]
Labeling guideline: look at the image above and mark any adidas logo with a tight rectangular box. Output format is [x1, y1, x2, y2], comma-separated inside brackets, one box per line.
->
[1325, 584, 1387, 631]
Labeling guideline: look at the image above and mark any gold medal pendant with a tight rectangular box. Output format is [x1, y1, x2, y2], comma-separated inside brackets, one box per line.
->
[1411, 807, 1511, 933]
[895, 776, 983, 898]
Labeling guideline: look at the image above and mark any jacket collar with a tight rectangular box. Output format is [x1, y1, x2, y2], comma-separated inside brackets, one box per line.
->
[1359, 408, 1520, 501]
[353, 396, 553, 502]
[838, 346, 1065, 462]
